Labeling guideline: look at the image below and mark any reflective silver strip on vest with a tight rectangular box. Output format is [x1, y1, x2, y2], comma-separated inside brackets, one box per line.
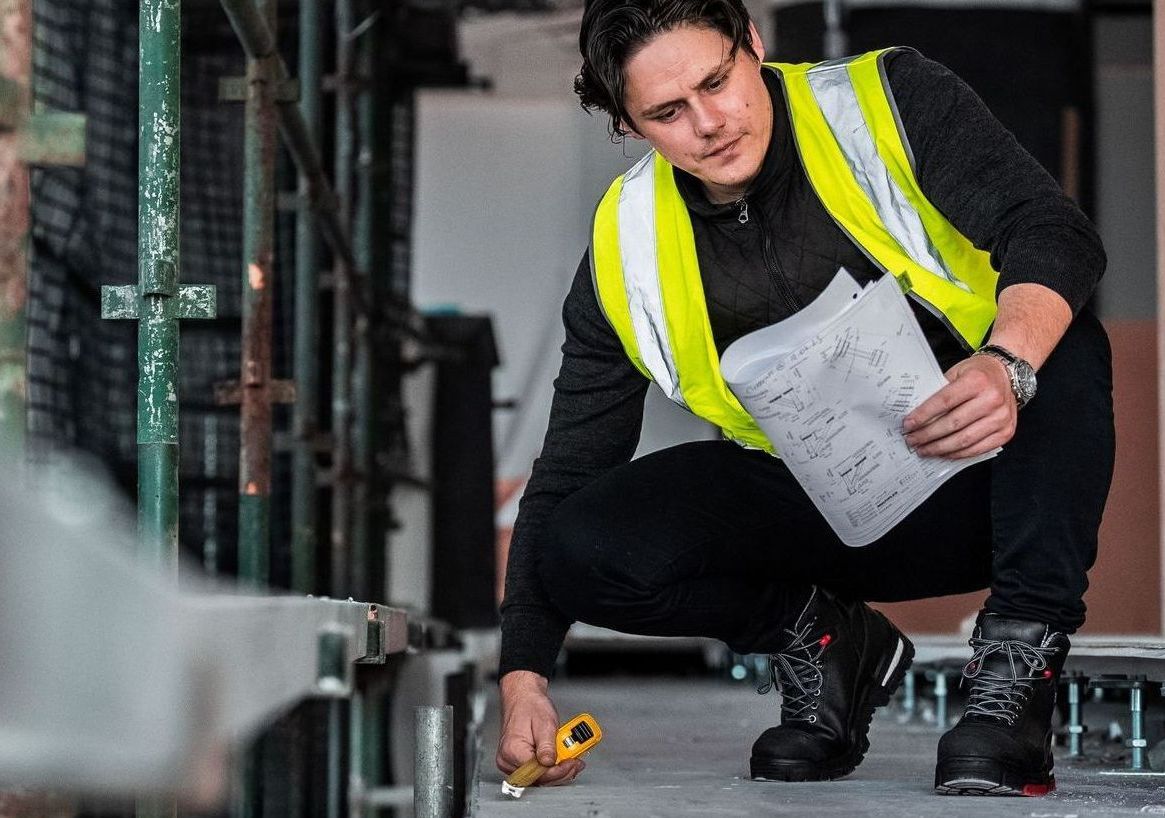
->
[617, 152, 687, 407]
[805, 59, 970, 291]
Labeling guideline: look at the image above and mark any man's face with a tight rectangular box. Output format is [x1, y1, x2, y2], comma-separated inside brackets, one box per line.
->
[622, 23, 771, 204]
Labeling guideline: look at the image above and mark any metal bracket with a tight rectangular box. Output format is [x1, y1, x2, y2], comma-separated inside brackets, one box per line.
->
[214, 378, 296, 405]
[0, 76, 86, 167]
[21, 111, 86, 167]
[101, 284, 218, 320]
[218, 75, 300, 103]
[0, 76, 24, 131]
[315, 628, 352, 698]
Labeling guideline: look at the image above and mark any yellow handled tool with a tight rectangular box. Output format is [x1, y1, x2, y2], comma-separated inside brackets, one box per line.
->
[501, 712, 603, 798]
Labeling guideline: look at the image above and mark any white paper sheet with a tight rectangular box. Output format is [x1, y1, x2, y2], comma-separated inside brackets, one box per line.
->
[720, 269, 996, 547]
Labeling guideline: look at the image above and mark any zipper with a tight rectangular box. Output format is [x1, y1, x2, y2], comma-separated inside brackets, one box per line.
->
[738, 195, 802, 316]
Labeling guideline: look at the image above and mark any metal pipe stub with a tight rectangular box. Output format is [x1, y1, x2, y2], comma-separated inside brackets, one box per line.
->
[1089, 674, 1149, 771]
[415, 706, 454, 818]
[1065, 673, 1089, 758]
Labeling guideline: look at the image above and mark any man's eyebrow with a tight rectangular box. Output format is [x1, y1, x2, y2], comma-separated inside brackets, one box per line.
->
[638, 55, 736, 118]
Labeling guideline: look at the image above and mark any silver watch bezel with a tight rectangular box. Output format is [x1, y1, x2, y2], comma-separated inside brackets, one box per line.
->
[975, 344, 1037, 409]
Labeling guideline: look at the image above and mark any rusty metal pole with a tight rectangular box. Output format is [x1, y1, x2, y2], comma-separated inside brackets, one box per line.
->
[331, 0, 354, 599]
[236, 0, 279, 589]
[0, 0, 30, 460]
[0, 3, 75, 814]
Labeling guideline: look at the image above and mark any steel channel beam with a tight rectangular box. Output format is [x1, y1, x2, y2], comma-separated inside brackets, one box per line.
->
[291, 0, 322, 596]
[330, 0, 355, 599]
[236, 0, 278, 589]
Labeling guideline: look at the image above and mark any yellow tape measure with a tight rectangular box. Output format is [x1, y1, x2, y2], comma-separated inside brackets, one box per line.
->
[501, 713, 603, 798]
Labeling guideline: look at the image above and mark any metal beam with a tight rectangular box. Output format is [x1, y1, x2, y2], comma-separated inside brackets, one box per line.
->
[0, 476, 407, 801]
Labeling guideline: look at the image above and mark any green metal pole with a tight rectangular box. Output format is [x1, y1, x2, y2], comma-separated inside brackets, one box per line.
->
[327, 699, 344, 818]
[237, 0, 278, 589]
[348, 689, 364, 818]
[352, 28, 384, 810]
[291, 0, 322, 596]
[351, 22, 375, 606]
[331, 0, 354, 599]
[137, 5, 181, 818]
[138, 0, 182, 578]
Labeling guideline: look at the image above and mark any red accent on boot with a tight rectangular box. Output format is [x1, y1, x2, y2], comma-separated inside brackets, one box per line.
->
[819, 634, 832, 648]
[1021, 780, 1055, 796]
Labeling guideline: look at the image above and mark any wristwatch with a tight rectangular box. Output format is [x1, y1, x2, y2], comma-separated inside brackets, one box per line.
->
[974, 344, 1037, 409]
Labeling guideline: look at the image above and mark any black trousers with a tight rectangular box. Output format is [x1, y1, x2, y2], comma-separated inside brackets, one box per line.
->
[539, 312, 1115, 655]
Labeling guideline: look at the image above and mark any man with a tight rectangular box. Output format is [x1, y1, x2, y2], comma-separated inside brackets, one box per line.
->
[496, 0, 1114, 796]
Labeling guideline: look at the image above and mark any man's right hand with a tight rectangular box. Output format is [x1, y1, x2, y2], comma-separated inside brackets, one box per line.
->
[495, 670, 586, 786]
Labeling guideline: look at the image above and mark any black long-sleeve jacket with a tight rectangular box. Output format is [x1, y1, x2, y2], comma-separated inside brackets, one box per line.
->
[498, 49, 1106, 679]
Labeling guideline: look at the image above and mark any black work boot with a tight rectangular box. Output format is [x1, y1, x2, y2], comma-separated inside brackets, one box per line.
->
[934, 612, 1070, 796]
[750, 586, 914, 781]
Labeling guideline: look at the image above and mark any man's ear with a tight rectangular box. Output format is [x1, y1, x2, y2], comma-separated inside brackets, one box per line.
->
[747, 19, 766, 63]
[618, 120, 646, 140]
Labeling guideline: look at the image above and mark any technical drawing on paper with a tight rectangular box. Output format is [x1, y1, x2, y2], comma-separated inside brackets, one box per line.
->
[823, 326, 893, 381]
[784, 406, 845, 464]
[878, 372, 924, 417]
[830, 442, 882, 496]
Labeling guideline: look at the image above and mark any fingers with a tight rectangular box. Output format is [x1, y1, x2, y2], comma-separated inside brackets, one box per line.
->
[540, 759, 586, 786]
[904, 392, 1009, 453]
[494, 681, 561, 775]
[532, 719, 558, 768]
[902, 356, 1016, 459]
[909, 415, 1008, 458]
[493, 752, 586, 787]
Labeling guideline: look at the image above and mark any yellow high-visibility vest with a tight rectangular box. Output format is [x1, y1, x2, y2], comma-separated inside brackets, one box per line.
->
[591, 48, 999, 454]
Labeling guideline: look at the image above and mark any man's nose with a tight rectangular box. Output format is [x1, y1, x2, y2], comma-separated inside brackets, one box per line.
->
[691, 101, 725, 137]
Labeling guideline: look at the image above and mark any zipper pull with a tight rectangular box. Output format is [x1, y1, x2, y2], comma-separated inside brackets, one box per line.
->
[737, 198, 749, 225]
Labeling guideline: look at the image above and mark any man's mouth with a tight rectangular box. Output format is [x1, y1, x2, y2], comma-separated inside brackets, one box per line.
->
[704, 136, 742, 159]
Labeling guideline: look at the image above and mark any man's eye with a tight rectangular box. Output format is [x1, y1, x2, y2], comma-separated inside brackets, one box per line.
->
[709, 76, 726, 90]
[654, 108, 678, 122]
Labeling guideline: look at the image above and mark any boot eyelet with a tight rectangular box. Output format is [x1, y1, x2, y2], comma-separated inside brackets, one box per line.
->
[808, 715, 818, 724]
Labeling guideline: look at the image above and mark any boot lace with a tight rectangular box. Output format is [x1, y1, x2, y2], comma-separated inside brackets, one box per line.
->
[962, 636, 1058, 725]
[757, 619, 830, 724]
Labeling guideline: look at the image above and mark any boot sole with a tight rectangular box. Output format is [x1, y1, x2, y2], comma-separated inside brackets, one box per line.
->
[751, 622, 916, 782]
[935, 758, 1055, 796]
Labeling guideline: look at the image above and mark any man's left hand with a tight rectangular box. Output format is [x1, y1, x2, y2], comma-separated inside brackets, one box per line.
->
[902, 354, 1016, 459]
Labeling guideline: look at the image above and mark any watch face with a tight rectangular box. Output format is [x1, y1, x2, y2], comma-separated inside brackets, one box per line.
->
[1014, 361, 1038, 406]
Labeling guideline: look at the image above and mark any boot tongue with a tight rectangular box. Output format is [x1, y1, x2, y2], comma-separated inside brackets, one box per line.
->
[977, 614, 1050, 647]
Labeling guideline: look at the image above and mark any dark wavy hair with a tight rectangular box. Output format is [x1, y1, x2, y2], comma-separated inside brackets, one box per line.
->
[574, 0, 754, 139]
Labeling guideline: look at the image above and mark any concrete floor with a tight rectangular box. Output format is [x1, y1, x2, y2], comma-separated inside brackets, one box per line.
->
[470, 677, 1165, 817]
